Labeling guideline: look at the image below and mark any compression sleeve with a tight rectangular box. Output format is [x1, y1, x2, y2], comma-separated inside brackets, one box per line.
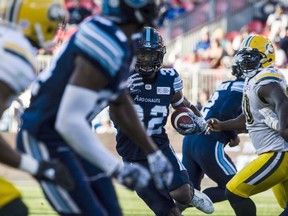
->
[55, 85, 120, 176]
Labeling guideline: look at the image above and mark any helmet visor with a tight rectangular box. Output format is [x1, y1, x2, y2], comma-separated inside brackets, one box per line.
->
[237, 49, 262, 74]
[137, 50, 163, 65]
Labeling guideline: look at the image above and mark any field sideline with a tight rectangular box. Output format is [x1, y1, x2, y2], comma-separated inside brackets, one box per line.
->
[14, 179, 282, 216]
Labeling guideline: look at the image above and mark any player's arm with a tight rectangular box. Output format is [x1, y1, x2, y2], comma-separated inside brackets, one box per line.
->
[207, 113, 246, 132]
[0, 82, 74, 190]
[56, 55, 173, 190]
[258, 82, 288, 141]
[171, 90, 202, 117]
[171, 91, 206, 134]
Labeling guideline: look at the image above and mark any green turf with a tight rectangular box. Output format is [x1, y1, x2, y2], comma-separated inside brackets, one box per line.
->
[17, 181, 283, 216]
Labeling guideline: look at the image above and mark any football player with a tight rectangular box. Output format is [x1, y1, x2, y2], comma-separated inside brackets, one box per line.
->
[17, 0, 174, 215]
[114, 27, 213, 216]
[181, 54, 244, 205]
[207, 34, 288, 216]
[0, 1, 72, 215]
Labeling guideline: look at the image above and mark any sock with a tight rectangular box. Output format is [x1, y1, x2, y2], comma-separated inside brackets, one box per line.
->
[0, 198, 28, 216]
[279, 201, 288, 216]
[203, 186, 226, 203]
[225, 188, 256, 216]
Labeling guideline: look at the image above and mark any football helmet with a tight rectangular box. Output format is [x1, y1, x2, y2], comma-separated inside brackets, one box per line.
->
[135, 27, 166, 76]
[231, 53, 244, 79]
[0, 0, 67, 48]
[237, 35, 275, 78]
[102, 0, 164, 27]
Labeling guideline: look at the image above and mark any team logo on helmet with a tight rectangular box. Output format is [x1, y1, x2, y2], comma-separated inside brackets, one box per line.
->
[266, 43, 274, 54]
[124, 0, 149, 8]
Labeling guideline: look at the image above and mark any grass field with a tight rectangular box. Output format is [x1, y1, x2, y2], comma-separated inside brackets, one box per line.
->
[15, 180, 282, 216]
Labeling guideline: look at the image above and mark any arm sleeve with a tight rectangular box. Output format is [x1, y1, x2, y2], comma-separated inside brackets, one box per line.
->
[55, 85, 120, 176]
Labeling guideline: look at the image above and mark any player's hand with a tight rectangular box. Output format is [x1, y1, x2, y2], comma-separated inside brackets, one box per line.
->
[147, 150, 173, 190]
[205, 118, 222, 134]
[113, 163, 150, 191]
[177, 113, 207, 135]
[127, 73, 144, 90]
[34, 160, 74, 191]
[228, 136, 240, 147]
[259, 107, 279, 130]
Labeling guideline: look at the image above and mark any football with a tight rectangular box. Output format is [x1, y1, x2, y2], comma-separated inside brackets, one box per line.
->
[171, 107, 194, 130]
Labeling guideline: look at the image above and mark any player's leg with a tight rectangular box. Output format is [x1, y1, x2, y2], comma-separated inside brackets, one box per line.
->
[163, 145, 214, 214]
[226, 152, 288, 216]
[17, 129, 112, 216]
[79, 157, 122, 216]
[201, 141, 237, 203]
[182, 135, 204, 190]
[0, 178, 28, 216]
[273, 181, 288, 216]
[126, 159, 178, 216]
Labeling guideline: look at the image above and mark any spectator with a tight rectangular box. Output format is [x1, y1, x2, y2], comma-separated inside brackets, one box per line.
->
[274, 37, 287, 68]
[163, 0, 186, 21]
[253, 0, 280, 24]
[68, 0, 92, 25]
[280, 27, 288, 60]
[194, 27, 210, 61]
[205, 37, 227, 69]
[266, 3, 288, 41]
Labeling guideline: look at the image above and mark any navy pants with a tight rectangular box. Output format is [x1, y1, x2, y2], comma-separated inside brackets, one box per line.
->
[124, 145, 191, 216]
[17, 129, 122, 216]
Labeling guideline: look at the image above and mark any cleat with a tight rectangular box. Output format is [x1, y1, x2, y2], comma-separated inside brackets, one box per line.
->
[191, 189, 214, 214]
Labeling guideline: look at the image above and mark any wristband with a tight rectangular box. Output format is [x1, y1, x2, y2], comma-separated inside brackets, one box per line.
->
[19, 154, 39, 175]
[271, 120, 279, 130]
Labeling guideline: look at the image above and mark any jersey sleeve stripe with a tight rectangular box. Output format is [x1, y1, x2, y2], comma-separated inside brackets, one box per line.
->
[75, 23, 124, 76]
[231, 82, 244, 92]
[4, 48, 36, 73]
[255, 74, 282, 84]
[173, 76, 183, 92]
[256, 76, 282, 84]
[3, 43, 36, 72]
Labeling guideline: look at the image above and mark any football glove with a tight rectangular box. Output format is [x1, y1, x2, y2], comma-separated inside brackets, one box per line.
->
[147, 150, 173, 190]
[34, 160, 74, 191]
[177, 113, 207, 135]
[259, 107, 279, 130]
[113, 162, 150, 191]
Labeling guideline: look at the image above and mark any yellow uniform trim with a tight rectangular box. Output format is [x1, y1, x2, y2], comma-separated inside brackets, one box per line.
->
[255, 72, 282, 82]
[3, 41, 36, 71]
[226, 152, 288, 209]
[0, 177, 21, 207]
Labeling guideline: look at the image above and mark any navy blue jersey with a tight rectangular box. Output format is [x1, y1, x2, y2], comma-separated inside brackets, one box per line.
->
[21, 16, 135, 142]
[201, 79, 244, 143]
[116, 68, 183, 160]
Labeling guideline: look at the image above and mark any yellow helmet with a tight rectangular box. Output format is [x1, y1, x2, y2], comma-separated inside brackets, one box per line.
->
[0, 0, 67, 48]
[237, 34, 275, 78]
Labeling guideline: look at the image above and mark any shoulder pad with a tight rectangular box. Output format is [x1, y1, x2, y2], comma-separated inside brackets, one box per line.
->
[254, 68, 283, 85]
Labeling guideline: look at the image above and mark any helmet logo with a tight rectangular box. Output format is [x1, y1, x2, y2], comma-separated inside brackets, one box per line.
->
[109, 0, 120, 7]
[124, 0, 149, 8]
[266, 43, 274, 54]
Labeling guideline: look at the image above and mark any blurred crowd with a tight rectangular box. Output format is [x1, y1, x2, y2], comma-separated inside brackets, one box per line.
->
[173, 0, 288, 72]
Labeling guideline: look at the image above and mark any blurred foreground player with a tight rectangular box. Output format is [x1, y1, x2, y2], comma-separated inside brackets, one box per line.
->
[0, 0, 73, 216]
[17, 0, 173, 215]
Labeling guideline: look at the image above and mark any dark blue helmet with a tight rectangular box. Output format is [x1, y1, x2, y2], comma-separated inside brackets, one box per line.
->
[135, 27, 166, 76]
[102, 0, 164, 27]
[232, 52, 244, 79]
